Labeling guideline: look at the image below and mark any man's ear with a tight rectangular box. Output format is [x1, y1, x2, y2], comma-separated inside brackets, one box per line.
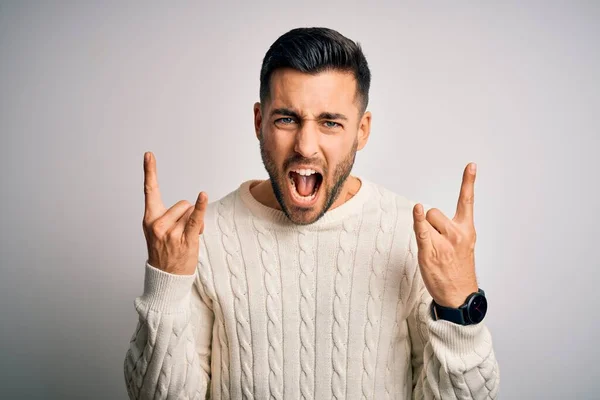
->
[253, 102, 262, 140]
[357, 111, 371, 151]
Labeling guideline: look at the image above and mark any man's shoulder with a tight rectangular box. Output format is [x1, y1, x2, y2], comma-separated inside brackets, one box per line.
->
[199, 183, 245, 233]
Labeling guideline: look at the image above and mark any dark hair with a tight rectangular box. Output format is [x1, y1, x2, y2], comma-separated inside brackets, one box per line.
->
[259, 27, 371, 113]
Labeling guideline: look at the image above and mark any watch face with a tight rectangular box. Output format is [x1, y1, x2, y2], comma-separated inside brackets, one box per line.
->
[468, 294, 487, 324]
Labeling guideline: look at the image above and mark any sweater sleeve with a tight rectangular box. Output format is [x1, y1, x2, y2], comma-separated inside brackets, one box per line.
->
[123, 261, 214, 399]
[405, 232, 500, 399]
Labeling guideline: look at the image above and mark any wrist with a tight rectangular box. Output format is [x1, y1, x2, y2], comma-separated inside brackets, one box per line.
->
[434, 285, 479, 308]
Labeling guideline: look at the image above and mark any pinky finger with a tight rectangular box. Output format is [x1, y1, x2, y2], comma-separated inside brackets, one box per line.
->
[184, 192, 208, 242]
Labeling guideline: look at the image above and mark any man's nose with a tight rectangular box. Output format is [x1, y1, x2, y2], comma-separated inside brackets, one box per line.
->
[294, 121, 319, 158]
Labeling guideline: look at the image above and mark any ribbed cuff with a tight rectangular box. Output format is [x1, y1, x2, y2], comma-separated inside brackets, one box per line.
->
[425, 301, 492, 357]
[137, 261, 196, 314]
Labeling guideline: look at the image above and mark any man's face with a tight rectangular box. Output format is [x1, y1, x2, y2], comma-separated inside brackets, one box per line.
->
[254, 68, 370, 225]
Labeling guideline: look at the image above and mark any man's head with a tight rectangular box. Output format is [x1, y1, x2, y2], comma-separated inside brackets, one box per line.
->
[253, 27, 372, 225]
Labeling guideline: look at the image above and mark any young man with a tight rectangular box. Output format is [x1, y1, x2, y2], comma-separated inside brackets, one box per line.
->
[125, 27, 499, 399]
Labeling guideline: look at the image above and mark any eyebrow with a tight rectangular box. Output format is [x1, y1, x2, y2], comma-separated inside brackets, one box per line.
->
[270, 107, 348, 121]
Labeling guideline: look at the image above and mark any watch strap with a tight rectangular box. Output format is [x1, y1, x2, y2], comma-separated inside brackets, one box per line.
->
[430, 300, 467, 324]
[430, 289, 486, 325]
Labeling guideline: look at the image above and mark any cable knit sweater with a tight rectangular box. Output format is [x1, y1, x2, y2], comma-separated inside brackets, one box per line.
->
[124, 178, 500, 399]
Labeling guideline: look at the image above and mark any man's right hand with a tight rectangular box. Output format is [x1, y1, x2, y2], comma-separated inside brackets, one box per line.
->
[142, 151, 208, 275]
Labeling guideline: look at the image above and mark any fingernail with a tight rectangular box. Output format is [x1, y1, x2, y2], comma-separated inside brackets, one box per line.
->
[144, 152, 149, 162]
[470, 163, 477, 173]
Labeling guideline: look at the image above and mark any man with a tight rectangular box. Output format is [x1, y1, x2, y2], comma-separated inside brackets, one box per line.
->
[124, 27, 499, 399]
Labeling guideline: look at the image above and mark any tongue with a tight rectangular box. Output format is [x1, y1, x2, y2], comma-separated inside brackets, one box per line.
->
[291, 172, 317, 197]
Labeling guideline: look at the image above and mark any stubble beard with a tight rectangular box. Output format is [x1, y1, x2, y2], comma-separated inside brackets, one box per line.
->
[258, 129, 358, 225]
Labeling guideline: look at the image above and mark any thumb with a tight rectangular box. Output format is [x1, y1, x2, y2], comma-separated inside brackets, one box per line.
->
[184, 192, 208, 241]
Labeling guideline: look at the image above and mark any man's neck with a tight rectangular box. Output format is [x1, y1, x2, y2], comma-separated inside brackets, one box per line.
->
[249, 175, 362, 212]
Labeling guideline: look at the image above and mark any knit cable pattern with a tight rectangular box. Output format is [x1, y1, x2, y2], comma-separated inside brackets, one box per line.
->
[217, 195, 254, 399]
[125, 299, 203, 399]
[332, 214, 361, 399]
[125, 303, 161, 398]
[298, 227, 316, 399]
[155, 316, 205, 399]
[124, 183, 501, 399]
[385, 229, 416, 398]
[361, 188, 396, 399]
[155, 316, 180, 398]
[385, 310, 400, 400]
[413, 298, 500, 399]
[198, 235, 231, 400]
[253, 218, 284, 400]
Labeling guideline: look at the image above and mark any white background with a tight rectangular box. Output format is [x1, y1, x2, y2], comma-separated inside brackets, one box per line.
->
[1, 1, 598, 398]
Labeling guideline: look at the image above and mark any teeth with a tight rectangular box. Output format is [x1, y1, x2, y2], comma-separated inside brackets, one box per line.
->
[292, 168, 318, 176]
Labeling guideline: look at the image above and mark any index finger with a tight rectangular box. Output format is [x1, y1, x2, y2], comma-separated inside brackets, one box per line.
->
[144, 152, 164, 219]
[454, 162, 476, 223]
[413, 203, 434, 253]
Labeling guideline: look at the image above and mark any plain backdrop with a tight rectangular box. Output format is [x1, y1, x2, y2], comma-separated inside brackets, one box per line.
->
[1, 1, 598, 399]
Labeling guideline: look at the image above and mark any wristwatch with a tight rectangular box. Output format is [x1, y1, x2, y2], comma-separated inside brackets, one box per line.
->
[430, 289, 487, 325]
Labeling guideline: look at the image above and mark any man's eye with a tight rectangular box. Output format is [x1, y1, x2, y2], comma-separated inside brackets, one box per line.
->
[324, 121, 341, 128]
[276, 117, 295, 124]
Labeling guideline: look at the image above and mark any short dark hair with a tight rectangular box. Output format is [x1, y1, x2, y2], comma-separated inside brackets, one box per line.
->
[259, 27, 371, 113]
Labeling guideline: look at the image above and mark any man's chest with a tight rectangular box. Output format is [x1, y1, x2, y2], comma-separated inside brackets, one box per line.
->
[198, 217, 416, 327]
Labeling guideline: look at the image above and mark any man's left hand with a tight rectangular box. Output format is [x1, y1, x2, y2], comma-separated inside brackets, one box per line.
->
[412, 162, 479, 308]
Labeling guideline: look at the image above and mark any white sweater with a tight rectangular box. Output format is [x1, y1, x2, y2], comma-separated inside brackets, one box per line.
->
[124, 178, 500, 399]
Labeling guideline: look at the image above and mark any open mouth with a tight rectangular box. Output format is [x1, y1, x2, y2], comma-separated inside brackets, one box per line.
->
[287, 168, 323, 206]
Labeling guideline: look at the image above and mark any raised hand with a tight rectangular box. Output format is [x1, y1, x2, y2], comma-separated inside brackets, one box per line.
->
[142, 152, 208, 275]
[412, 163, 479, 308]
